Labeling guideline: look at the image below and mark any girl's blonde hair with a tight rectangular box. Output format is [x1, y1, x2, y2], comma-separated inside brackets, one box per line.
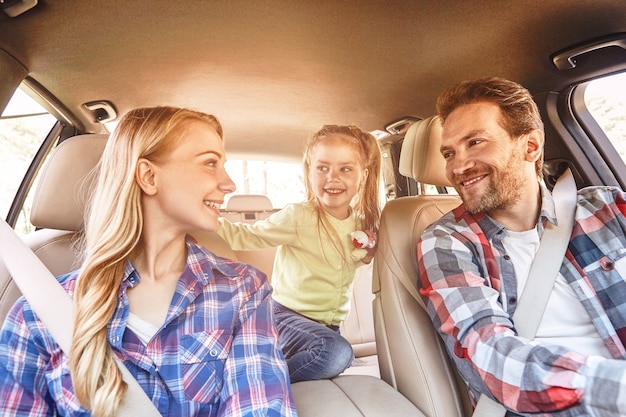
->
[302, 125, 382, 251]
[71, 106, 222, 417]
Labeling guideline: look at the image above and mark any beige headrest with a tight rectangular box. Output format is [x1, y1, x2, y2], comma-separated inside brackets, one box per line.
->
[30, 134, 108, 231]
[225, 194, 273, 212]
[399, 116, 452, 187]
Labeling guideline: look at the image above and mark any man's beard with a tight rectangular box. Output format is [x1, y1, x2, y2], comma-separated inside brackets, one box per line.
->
[457, 151, 526, 214]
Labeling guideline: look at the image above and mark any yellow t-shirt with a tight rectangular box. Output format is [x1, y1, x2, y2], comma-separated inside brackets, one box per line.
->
[217, 201, 366, 326]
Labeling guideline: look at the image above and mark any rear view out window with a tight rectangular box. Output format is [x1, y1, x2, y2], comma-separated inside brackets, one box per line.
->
[225, 160, 306, 209]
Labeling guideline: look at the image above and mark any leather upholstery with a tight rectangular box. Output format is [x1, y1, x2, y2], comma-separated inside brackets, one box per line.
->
[340, 262, 379, 377]
[221, 194, 277, 224]
[372, 117, 474, 416]
[292, 375, 426, 417]
[399, 116, 452, 187]
[1, 134, 109, 324]
[30, 134, 107, 231]
[341, 264, 377, 357]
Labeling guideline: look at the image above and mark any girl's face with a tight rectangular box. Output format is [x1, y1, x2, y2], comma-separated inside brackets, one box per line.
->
[145, 120, 236, 233]
[308, 136, 366, 220]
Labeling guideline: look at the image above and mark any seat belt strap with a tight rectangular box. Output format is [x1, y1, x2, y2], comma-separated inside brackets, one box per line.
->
[473, 168, 577, 416]
[512, 168, 578, 336]
[0, 220, 162, 417]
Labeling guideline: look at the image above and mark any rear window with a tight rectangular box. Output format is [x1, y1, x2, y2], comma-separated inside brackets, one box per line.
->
[224, 160, 305, 208]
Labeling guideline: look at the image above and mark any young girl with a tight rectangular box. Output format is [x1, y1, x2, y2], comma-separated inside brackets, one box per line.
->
[218, 125, 381, 382]
[0, 107, 297, 417]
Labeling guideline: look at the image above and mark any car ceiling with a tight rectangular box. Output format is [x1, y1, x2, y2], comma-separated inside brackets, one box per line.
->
[1, 0, 625, 162]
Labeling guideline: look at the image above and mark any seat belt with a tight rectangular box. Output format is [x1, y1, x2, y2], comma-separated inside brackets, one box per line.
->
[0, 221, 162, 417]
[472, 168, 578, 417]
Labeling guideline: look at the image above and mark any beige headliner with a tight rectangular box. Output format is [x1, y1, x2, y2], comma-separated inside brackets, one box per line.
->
[1, 0, 625, 161]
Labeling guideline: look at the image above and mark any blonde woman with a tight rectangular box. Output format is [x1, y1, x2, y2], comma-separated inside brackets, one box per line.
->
[0, 107, 297, 417]
[218, 125, 381, 382]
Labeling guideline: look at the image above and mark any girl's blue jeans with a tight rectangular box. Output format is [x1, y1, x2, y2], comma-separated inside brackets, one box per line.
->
[272, 301, 354, 383]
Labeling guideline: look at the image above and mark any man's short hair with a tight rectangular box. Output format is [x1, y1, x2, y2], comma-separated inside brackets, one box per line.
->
[436, 76, 544, 177]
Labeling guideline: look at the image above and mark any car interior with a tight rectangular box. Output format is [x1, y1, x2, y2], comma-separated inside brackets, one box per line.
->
[1, 1, 625, 416]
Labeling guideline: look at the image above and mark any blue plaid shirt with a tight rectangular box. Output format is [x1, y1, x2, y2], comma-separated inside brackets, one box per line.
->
[0, 236, 297, 417]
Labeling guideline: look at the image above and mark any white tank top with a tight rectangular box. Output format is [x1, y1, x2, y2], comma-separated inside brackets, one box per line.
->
[127, 312, 160, 345]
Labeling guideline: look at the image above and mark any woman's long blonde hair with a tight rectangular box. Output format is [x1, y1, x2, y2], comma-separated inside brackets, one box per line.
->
[302, 125, 382, 260]
[70, 106, 223, 417]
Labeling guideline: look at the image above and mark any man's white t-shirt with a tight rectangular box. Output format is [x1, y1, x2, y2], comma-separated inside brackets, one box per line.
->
[503, 228, 611, 357]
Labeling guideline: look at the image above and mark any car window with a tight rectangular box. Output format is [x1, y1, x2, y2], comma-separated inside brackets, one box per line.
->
[0, 87, 57, 235]
[224, 160, 306, 208]
[584, 72, 626, 161]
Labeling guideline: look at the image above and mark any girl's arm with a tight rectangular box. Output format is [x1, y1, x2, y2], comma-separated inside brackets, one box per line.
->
[217, 204, 301, 250]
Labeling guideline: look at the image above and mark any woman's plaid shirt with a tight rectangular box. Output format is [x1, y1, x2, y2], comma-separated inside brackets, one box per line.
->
[0, 236, 297, 417]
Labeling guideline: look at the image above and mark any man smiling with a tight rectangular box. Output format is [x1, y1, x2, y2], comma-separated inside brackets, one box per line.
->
[419, 77, 626, 416]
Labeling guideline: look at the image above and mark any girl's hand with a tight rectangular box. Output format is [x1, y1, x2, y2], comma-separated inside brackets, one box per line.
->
[350, 230, 375, 249]
[350, 230, 377, 264]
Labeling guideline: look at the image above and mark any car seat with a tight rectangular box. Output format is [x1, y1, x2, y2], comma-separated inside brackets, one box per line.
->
[372, 116, 473, 417]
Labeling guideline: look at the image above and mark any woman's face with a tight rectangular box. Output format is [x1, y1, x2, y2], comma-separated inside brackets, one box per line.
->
[143, 120, 236, 234]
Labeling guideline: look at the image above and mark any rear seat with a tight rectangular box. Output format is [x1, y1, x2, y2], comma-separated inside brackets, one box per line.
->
[340, 262, 379, 377]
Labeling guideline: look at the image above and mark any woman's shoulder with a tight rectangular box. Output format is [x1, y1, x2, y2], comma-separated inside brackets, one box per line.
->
[188, 239, 269, 289]
[57, 270, 79, 292]
[209, 257, 272, 303]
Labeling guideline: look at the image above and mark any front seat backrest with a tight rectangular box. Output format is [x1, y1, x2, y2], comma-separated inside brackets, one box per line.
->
[372, 116, 472, 417]
[0, 134, 108, 323]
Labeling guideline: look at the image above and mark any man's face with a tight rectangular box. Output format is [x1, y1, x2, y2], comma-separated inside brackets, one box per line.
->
[439, 101, 529, 214]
